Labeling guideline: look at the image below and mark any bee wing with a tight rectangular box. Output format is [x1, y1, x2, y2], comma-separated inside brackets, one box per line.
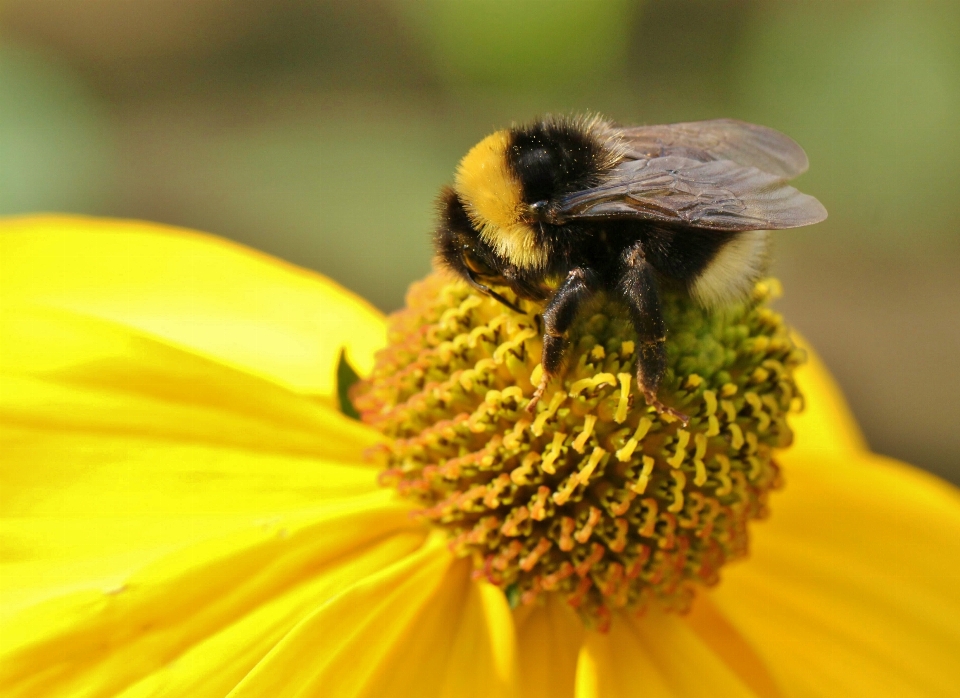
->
[555, 155, 827, 231]
[614, 119, 810, 178]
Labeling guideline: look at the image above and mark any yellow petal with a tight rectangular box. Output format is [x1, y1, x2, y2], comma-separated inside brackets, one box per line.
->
[231, 534, 518, 698]
[1, 301, 389, 608]
[788, 338, 868, 457]
[0, 215, 386, 395]
[711, 451, 960, 696]
[1, 305, 380, 481]
[0, 292, 411, 695]
[0, 492, 425, 698]
[115, 530, 424, 698]
[685, 595, 782, 698]
[514, 594, 585, 698]
[575, 608, 760, 698]
[438, 579, 518, 698]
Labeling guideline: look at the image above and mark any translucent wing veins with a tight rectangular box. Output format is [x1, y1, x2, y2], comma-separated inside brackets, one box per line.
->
[614, 118, 810, 178]
[555, 120, 827, 231]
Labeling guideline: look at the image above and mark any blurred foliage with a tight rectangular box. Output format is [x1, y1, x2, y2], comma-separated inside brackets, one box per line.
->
[397, 0, 636, 90]
[129, 109, 450, 310]
[735, 2, 960, 245]
[0, 41, 114, 214]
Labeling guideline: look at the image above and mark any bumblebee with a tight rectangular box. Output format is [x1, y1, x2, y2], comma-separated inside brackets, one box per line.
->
[435, 115, 826, 421]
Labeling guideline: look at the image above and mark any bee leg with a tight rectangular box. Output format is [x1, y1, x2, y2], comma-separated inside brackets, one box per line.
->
[525, 267, 597, 412]
[465, 270, 525, 314]
[618, 244, 690, 425]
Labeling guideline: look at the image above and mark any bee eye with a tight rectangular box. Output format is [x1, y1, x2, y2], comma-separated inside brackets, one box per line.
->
[463, 248, 496, 277]
[528, 200, 549, 221]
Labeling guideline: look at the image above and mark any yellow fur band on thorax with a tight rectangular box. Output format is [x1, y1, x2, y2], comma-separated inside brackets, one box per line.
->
[454, 130, 545, 270]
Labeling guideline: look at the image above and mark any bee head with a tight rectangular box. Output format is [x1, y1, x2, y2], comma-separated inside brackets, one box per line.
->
[453, 115, 618, 270]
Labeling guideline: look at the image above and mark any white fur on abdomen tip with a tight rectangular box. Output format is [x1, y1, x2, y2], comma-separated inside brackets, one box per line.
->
[691, 230, 770, 308]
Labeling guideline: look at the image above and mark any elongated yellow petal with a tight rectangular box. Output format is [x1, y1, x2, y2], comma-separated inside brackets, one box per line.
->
[0, 287, 415, 696]
[231, 534, 518, 698]
[0, 492, 425, 697]
[113, 530, 424, 698]
[711, 450, 960, 696]
[685, 595, 782, 698]
[787, 339, 867, 457]
[0, 302, 388, 607]
[0, 215, 386, 395]
[1, 305, 380, 477]
[514, 595, 585, 698]
[575, 608, 760, 698]
[438, 580, 518, 698]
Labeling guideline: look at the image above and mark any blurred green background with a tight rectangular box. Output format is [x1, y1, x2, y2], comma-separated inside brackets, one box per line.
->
[2, 0, 958, 482]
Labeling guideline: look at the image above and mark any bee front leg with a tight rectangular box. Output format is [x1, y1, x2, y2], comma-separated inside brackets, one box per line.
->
[465, 270, 525, 314]
[618, 243, 690, 425]
[525, 267, 597, 411]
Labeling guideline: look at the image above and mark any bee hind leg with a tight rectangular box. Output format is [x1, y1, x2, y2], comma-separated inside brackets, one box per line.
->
[618, 243, 690, 425]
[637, 341, 690, 426]
[525, 267, 597, 412]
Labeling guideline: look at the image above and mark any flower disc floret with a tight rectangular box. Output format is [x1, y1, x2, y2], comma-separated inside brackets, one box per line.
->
[353, 274, 804, 628]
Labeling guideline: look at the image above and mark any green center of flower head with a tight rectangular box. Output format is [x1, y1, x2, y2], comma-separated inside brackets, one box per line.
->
[352, 274, 804, 630]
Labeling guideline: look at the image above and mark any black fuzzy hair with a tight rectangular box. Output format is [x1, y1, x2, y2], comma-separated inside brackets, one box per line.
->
[433, 186, 501, 280]
[506, 115, 616, 205]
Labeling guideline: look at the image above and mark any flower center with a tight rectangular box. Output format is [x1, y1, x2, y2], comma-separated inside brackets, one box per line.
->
[353, 274, 803, 629]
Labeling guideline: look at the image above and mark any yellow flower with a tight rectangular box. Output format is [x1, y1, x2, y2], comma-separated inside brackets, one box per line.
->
[1, 215, 958, 697]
